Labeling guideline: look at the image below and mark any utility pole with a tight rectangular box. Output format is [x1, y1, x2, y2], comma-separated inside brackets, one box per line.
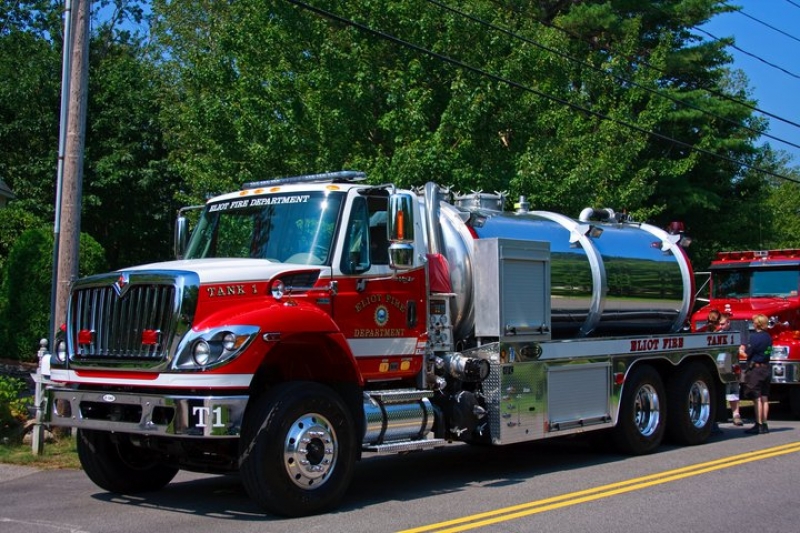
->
[52, 0, 89, 340]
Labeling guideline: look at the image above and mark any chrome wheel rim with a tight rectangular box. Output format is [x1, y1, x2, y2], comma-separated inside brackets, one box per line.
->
[283, 413, 337, 490]
[687, 380, 712, 428]
[634, 384, 661, 437]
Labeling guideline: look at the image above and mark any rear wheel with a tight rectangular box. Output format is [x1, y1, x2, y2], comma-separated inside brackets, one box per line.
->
[77, 429, 178, 493]
[239, 382, 357, 517]
[666, 362, 716, 445]
[613, 365, 666, 455]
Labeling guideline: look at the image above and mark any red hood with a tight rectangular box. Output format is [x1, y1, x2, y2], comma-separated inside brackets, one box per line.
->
[693, 298, 799, 324]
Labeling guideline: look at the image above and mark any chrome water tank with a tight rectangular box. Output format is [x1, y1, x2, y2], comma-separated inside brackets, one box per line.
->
[432, 190, 694, 339]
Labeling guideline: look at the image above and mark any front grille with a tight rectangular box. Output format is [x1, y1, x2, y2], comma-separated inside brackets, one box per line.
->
[67, 271, 198, 365]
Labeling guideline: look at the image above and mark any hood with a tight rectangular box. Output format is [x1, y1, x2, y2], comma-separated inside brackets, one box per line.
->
[121, 258, 325, 284]
[696, 298, 799, 322]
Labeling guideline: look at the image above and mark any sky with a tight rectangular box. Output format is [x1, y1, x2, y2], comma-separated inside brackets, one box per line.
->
[701, 0, 800, 166]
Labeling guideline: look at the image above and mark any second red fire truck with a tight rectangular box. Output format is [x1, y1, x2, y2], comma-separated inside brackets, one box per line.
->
[692, 248, 800, 417]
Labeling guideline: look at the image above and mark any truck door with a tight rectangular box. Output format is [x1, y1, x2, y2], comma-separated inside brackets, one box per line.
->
[333, 192, 427, 383]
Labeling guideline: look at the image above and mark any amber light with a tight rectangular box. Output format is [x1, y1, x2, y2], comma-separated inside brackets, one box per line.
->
[397, 210, 405, 241]
[77, 329, 94, 345]
[141, 329, 160, 345]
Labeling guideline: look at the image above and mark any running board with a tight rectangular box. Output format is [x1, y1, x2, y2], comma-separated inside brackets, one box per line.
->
[363, 438, 447, 454]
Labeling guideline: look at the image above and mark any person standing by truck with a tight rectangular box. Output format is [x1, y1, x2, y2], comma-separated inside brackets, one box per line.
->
[716, 311, 744, 426]
[741, 314, 773, 434]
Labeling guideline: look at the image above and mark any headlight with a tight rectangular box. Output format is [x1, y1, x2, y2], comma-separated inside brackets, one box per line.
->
[174, 325, 259, 370]
[192, 340, 212, 366]
[771, 345, 789, 360]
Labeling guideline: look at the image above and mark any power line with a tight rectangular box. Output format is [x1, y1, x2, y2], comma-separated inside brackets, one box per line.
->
[527, 7, 800, 133]
[424, 0, 800, 152]
[737, 8, 800, 45]
[786, 0, 800, 9]
[692, 25, 800, 81]
[284, 0, 798, 184]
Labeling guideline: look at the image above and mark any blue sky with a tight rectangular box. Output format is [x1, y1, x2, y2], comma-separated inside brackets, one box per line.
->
[702, 0, 800, 166]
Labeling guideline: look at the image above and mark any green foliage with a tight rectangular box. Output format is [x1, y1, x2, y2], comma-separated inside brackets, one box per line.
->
[147, 0, 793, 267]
[0, 376, 32, 442]
[83, 28, 183, 269]
[0, 227, 107, 361]
[1, 0, 799, 286]
[0, 206, 41, 274]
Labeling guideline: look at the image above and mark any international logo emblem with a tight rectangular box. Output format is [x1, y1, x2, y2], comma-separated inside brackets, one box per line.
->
[113, 272, 131, 297]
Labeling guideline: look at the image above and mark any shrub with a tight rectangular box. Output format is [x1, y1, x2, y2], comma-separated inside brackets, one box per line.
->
[0, 375, 32, 442]
[0, 227, 107, 361]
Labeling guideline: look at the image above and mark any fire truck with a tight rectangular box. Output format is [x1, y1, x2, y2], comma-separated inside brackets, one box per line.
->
[44, 171, 737, 517]
[691, 249, 800, 418]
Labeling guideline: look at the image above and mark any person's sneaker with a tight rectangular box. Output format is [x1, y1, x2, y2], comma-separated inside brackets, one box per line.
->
[760, 423, 770, 434]
[744, 423, 761, 435]
[733, 414, 743, 426]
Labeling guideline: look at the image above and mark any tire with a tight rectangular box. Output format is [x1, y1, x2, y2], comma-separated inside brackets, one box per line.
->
[790, 388, 800, 419]
[665, 362, 716, 445]
[613, 365, 666, 455]
[77, 429, 178, 493]
[239, 382, 357, 517]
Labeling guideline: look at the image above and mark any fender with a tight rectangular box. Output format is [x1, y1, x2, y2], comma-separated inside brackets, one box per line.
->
[192, 298, 363, 385]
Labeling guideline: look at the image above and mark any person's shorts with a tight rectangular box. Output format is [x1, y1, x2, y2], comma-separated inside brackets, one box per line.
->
[725, 381, 740, 402]
[744, 364, 771, 399]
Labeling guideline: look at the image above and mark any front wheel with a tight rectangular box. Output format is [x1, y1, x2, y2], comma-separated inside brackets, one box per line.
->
[613, 365, 666, 455]
[77, 429, 178, 493]
[666, 362, 716, 445]
[239, 382, 357, 517]
[789, 387, 800, 419]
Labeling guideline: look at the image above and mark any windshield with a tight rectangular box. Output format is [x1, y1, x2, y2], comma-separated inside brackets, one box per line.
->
[184, 191, 345, 264]
[712, 268, 800, 299]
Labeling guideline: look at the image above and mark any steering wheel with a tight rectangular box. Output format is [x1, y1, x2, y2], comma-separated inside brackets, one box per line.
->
[285, 251, 324, 265]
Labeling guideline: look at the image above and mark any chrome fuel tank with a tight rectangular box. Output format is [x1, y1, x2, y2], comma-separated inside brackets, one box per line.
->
[433, 193, 694, 340]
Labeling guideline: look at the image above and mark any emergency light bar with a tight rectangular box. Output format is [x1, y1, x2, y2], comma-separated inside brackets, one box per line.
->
[242, 170, 366, 190]
[715, 249, 800, 262]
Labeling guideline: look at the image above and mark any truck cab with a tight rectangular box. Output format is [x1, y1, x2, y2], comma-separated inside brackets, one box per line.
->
[691, 249, 800, 416]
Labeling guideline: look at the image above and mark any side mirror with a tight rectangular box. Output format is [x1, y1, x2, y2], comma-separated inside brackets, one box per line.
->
[174, 216, 189, 259]
[387, 192, 415, 270]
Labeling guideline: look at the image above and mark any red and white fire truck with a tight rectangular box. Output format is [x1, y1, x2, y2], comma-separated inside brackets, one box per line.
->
[691, 249, 800, 417]
[45, 171, 737, 516]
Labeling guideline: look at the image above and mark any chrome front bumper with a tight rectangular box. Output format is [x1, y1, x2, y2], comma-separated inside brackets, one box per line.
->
[44, 387, 248, 438]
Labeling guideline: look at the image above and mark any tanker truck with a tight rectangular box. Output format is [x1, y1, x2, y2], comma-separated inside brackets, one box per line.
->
[44, 171, 738, 517]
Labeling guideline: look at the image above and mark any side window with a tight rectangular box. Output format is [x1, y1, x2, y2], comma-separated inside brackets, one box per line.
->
[341, 197, 370, 274]
[367, 196, 389, 265]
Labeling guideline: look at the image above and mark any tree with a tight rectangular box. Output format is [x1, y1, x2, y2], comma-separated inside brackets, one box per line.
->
[83, 21, 182, 268]
[1, 1, 180, 271]
[0, 227, 106, 361]
[148, 0, 788, 267]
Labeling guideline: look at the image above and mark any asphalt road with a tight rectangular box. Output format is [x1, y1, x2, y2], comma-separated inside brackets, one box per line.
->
[2, 406, 799, 533]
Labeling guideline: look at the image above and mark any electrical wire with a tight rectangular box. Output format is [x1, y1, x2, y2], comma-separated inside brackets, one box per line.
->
[424, 0, 800, 152]
[526, 9, 800, 133]
[284, 0, 798, 184]
[693, 25, 800, 81]
[736, 8, 800, 45]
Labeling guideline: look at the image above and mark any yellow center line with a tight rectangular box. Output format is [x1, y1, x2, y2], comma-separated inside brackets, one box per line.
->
[397, 441, 800, 533]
